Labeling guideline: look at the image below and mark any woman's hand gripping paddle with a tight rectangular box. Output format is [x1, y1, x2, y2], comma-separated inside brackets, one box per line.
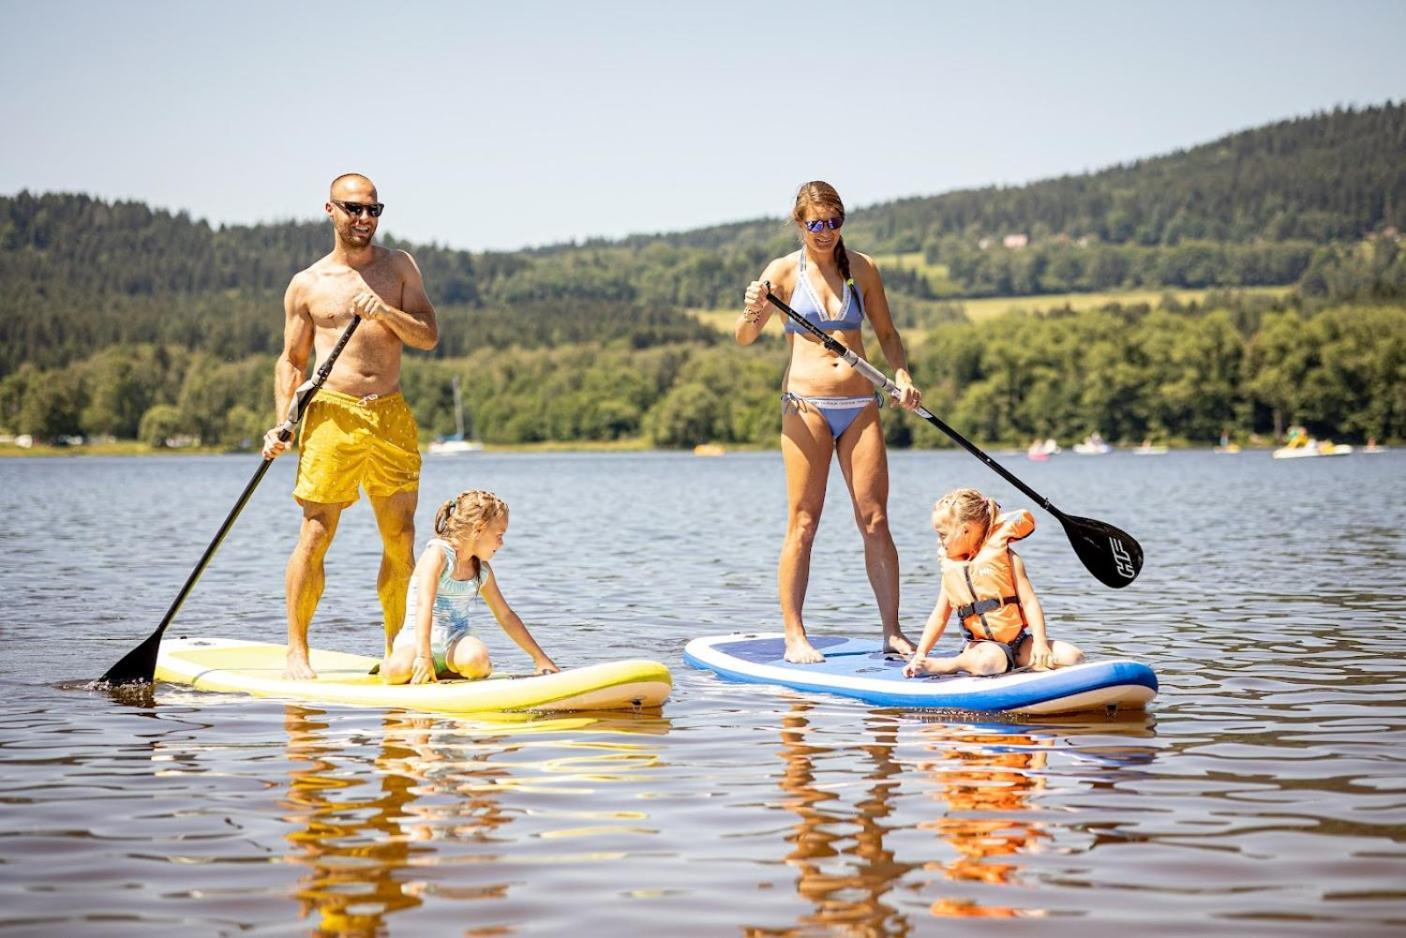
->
[99, 316, 363, 686]
[763, 286, 1143, 588]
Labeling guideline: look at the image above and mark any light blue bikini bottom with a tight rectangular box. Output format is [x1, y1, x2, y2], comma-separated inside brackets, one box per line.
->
[782, 392, 880, 440]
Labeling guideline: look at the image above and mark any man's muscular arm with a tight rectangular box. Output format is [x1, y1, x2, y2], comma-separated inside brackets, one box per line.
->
[262, 276, 316, 459]
[350, 250, 439, 350]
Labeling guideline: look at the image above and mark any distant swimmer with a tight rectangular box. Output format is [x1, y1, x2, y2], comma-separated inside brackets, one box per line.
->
[262, 173, 439, 679]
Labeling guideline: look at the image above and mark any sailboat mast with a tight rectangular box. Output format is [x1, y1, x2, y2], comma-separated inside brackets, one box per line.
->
[452, 376, 465, 439]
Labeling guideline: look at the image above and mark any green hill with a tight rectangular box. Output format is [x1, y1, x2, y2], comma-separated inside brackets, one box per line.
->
[0, 102, 1400, 450]
[843, 102, 1405, 249]
[1, 101, 1402, 381]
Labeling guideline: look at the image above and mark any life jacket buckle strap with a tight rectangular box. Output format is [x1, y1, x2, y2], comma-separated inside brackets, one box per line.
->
[956, 595, 1021, 621]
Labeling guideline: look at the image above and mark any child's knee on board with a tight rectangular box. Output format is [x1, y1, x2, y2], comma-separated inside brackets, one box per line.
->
[963, 646, 1008, 676]
[380, 649, 414, 685]
[1052, 641, 1085, 667]
[449, 637, 491, 678]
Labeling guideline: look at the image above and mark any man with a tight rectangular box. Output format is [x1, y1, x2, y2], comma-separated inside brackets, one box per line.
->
[262, 173, 438, 679]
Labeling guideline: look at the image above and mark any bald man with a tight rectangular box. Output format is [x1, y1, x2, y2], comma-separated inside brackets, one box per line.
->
[262, 173, 439, 679]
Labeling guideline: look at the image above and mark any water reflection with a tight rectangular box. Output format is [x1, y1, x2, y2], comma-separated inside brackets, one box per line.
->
[282, 706, 431, 933]
[277, 705, 671, 934]
[917, 715, 1158, 920]
[8, 451, 1404, 931]
[916, 722, 1050, 919]
[769, 705, 916, 935]
[754, 704, 1160, 933]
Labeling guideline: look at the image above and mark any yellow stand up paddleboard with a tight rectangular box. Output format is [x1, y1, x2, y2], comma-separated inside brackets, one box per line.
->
[156, 637, 671, 713]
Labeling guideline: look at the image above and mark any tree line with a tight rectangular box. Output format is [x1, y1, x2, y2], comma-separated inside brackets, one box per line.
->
[4, 102, 1404, 379]
[2, 102, 1402, 447]
[5, 294, 1401, 447]
[928, 238, 1318, 297]
[4, 208, 1403, 382]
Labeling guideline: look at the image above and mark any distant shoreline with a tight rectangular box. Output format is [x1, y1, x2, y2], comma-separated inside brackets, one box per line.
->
[0, 437, 736, 458]
[0, 439, 1300, 459]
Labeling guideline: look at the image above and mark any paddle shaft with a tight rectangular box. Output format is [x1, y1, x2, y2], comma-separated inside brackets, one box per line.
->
[763, 289, 1061, 516]
[149, 457, 276, 636]
[100, 316, 362, 685]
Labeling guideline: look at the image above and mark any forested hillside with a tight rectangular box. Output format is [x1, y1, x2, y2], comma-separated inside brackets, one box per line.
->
[4, 295, 1401, 448]
[849, 102, 1406, 248]
[1, 102, 1403, 447]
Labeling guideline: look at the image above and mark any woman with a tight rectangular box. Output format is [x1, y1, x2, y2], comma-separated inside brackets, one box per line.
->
[738, 181, 924, 663]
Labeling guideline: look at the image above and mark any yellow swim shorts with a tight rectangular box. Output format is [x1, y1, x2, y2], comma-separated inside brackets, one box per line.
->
[293, 389, 421, 505]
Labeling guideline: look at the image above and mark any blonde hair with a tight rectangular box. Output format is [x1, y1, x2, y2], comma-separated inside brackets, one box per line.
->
[933, 487, 1000, 535]
[433, 490, 508, 572]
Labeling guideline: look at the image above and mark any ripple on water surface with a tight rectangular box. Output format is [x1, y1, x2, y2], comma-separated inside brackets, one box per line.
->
[1, 450, 1404, 933]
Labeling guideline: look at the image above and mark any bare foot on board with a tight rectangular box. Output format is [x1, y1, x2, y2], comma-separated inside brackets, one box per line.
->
[882, 632, 916, 657]
[284, 651, 318, 680]
[784, 635, 826, 664]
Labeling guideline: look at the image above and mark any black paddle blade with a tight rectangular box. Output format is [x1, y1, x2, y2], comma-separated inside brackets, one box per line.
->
[99, 627, 163, 686]
[1059, 514, 1144, 588]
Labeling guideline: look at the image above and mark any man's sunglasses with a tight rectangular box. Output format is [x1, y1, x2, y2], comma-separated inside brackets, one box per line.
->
[332, 199, 384, 218]
[802, 217, 842, 232]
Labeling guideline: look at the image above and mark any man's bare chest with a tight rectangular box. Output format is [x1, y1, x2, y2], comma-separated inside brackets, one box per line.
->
[308, 267, 402, 323]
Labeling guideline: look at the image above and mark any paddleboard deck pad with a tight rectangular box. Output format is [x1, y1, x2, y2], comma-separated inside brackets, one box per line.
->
[684, 633, 1156, 715]
[156, 637, 671, 713]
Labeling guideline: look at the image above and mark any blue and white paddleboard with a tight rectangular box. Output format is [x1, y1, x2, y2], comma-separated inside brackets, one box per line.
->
[684, 633, 1157, 715]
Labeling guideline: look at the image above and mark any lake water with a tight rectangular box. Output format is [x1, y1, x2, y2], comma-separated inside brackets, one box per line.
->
[2, 449, 1404, 935]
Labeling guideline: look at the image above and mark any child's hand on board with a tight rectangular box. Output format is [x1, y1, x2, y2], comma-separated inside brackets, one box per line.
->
[411, 654, 437, 684]
[903, 657, 926, 679]
[535, 657, 560, 675]
[1028, 640, 1054, 671]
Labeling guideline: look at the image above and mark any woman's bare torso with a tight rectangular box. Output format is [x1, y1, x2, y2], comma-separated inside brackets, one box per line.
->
[775, 251, 874, 397]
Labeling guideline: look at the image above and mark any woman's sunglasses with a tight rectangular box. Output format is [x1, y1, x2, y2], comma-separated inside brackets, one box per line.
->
[802, 217, 842, 232]
[332, 199, 385, 218]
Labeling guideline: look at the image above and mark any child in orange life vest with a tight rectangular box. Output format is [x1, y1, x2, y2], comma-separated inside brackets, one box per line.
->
[904, 488, 1084, 678]
[381, 489, 558, 685]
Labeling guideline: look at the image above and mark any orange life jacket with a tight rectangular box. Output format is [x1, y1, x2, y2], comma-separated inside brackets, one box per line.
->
[940, 510, 1035, 644]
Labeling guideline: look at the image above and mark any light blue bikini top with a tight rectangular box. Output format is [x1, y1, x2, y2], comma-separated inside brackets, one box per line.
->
[783, 250, 866, 333]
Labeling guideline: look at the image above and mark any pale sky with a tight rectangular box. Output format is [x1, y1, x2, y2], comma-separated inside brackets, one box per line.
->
[2, 0, 1403, 251]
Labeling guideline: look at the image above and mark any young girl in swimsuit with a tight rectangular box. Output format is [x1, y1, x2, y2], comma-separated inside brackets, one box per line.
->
[904, 488, 1084, 678]
[381, 489, 558, 684]
[737, 181, 925, 665]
